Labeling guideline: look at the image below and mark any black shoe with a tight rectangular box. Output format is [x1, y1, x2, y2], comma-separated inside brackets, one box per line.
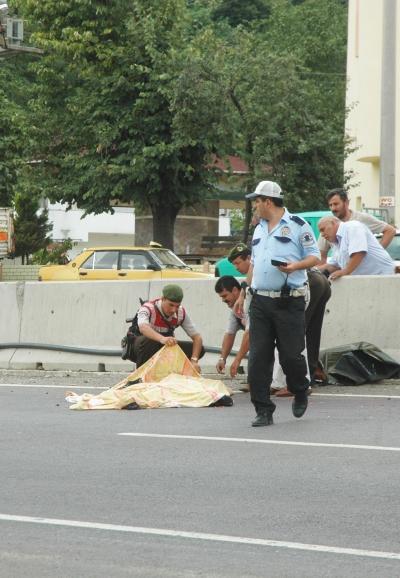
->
[292, 395, 308, 418]
[210, 395, 233, 407]
[251, 412, 274, 427]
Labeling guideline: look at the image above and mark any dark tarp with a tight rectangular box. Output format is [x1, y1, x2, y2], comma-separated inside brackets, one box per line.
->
[319, 342, 400, 386]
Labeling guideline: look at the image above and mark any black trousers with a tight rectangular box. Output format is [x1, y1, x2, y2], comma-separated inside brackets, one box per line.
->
[133, 336, 205, 368]
[306, 270, 331, 380]
[248, 294, 309, 413]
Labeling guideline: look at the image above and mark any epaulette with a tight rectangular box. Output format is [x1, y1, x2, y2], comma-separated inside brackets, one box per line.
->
[290, 215, 306, 226]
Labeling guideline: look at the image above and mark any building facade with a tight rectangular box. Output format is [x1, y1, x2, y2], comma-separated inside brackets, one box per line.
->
[345, 0, 399, 225]
[47, 202, 136, 258]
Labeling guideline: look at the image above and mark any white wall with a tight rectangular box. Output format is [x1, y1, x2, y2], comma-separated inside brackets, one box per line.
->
[218, 214, 230, 236]
[48, 202, 135, 240]
[47, 202, 231, 258]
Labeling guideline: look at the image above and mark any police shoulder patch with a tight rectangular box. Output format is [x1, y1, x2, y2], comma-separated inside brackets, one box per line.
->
[300, 231, 315, 247]
[280, 225, 291, 237]
[290, 215, 306, 226]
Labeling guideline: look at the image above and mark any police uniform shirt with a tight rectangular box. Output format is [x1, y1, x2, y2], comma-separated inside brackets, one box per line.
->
[330, 221, 395, 275]
[251, 209, 320, 291]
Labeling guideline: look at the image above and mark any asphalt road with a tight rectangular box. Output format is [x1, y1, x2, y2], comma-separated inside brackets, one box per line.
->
[1, 370, 400, 578]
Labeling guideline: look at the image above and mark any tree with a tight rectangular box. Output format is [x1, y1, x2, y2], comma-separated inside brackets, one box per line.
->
[176, 0, 348, 220]
[0, 89, 18, 206]
[186, 0, 218, 33]
[13, 191, 52, 263]
[0, 61, 30, 207]
[172, 26, 346, 242]
[211, 0, 271, 27]
[31, 238, 73, 265]
[260, 0, 349, 204]
[10, 0, 348, 247]
[265, 0, 348, 74]
[11, 0, 217, 249]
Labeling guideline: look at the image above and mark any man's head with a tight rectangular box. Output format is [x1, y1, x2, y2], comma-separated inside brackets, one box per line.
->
[318, 216, 340, 243]
[245, 181, 284, 220]
[214, 275, 241, 308]
[161, 284, 183, 316]
[326, 188, 350, 221]
[228, 243, 251, 274]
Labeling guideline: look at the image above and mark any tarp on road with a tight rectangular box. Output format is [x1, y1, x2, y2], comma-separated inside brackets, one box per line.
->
[320, 342, 400, 386]
[66, 344, 232, 410]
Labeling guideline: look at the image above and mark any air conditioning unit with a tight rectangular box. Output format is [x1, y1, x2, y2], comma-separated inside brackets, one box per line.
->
[6, 18, 23, 41]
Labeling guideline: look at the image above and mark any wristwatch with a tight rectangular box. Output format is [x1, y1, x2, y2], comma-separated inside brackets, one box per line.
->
[240, 281, 248, 290]
[191, 357, 199, 362]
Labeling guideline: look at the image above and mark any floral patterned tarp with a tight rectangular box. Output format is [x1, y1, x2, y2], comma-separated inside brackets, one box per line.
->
[65, 344, 232, 410]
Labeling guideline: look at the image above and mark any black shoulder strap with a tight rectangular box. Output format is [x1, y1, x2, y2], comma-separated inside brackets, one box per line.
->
[290, 215, 306, 226]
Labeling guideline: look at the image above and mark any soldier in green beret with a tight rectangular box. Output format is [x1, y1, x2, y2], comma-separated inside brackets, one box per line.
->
[228, 243, 252, 275]
[132, 284, 204, 371]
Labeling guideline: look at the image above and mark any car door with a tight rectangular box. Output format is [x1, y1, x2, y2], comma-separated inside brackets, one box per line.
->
[118, 250, 161, 280]
[78, 250, 120, 280]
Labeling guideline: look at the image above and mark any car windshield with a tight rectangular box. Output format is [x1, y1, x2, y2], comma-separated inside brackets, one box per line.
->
[150, 249, 191, 269]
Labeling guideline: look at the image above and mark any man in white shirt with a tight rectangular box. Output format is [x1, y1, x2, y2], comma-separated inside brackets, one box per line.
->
[214, 275, 249, 380]
[318, 188, 395, 265]
[318, 216, 395, 280]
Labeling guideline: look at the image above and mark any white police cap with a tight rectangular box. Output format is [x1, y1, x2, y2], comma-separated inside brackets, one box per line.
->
[245, 181, 283, 200]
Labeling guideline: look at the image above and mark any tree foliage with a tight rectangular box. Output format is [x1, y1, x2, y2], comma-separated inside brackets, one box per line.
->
[11, 0, 218, 249]
[265, 0, 348, 73]
[0, 87, 19, 206]
[172, 23, 346, 225]
[0, 60, 31, 206]
[211, 0, 271, 28]
[31, 238, 73, 265]
[13, 191, 52, 263]
[8, 0, 348, 246]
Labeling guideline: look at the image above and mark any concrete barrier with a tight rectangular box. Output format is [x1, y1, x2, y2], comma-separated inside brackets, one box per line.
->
[10, 280, 152, 370]
[320, 275, 400, 362]
[0, 275, 399, 370]
[0, 282, 22, 367]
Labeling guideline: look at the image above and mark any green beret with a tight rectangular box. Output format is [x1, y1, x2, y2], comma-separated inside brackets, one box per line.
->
[162, 284, 184, 303]
[228, 243, 249, 262]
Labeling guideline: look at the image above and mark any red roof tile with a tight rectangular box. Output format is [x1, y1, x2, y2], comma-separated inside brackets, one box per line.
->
[210, 155, 249, 174]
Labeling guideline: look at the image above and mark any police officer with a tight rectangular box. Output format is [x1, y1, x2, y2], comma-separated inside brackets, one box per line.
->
[237, 181, 320, 426]
[229, 241, 331, 393]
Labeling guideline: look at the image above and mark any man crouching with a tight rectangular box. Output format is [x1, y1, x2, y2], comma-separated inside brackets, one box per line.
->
[132, 284, 204, 372]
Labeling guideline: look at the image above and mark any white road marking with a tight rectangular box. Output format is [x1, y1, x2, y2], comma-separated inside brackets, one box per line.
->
[0, 383, 105, 390]
[0, 513, 399, 561]
[311, 393, 400, 399]
[118, 432, 400, 453]
[1, 382, 400, 397]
